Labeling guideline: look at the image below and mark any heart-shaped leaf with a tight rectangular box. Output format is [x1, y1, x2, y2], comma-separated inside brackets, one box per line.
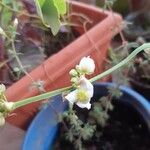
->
[35, 0, 67, 35]
[54, 0, 67, 15]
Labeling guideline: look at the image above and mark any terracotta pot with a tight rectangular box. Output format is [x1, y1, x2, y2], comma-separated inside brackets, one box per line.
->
[5, 1, 122, 129]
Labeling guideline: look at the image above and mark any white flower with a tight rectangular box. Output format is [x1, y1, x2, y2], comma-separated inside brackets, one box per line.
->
[65, 76, 94, 109]
[78, 56, 95, 75]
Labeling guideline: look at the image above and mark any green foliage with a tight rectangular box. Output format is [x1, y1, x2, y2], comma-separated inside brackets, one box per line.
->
[0, 0, 67, 81]
[81, 124, 96, 140]
[59, 83, 127, 149]
[109, 41, 150, 86]
[54, 0, 66, 15]
[35, 0, 67, 35]
[60, 93, 116, 149]
[0, 0, 23, 30]
[108, 44, 137, 86]
[89, 97, 113, 127]
[62, 108, 96, 150]
[90, 106, 109, 127]
[108, 86, 123, 99]
[1, 9, 12, 28]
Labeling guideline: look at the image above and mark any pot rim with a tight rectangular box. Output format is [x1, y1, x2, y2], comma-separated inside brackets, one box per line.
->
[130, 77, 150, 89]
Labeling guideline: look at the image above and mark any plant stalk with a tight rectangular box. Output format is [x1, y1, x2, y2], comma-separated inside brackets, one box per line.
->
[90, 43, 150, 82]
[13, 43, 150, 110]
[14, 86, 71, 109]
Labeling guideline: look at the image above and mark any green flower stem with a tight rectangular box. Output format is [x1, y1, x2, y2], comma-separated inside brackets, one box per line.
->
[90, 43, 150, 83]
[13, 43, 150, 110]
[13, 86, 71, 109]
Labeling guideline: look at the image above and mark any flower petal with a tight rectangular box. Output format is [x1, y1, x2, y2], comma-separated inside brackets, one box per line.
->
[79, 76, 94, 97]
[65, 90, 77, 104]
[78, 56, 95, 74]
[65, 76, 94, 109]
[76, 101, 91, 109]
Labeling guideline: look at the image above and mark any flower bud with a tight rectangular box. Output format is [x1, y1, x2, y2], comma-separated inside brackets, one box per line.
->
[4, 102, 14, 111]
[78, 56, 95, 75]
[71, 77, 78, 84]
[69, 69, 78, 76]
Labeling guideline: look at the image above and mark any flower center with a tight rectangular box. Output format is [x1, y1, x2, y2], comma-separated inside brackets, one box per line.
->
[76, 89, 89, 103]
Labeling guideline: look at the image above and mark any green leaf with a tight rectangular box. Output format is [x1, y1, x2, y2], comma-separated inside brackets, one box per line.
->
[35, 0, 61, 35]
[34, 0, 44, 20]
[42, 0, 60, 35]
[1, 10, 12, 28]
[54, 0, 67, 15]
[38, 0, 45, 7]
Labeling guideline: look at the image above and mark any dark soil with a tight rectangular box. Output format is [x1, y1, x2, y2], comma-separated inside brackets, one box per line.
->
[54, 101, 150, 150]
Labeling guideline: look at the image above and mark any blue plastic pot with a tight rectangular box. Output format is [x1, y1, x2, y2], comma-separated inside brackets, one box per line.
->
[22, 83, 150, 150]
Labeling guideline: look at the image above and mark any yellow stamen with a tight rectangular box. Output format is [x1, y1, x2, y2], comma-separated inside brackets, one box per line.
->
[76, 89, 89, 103]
